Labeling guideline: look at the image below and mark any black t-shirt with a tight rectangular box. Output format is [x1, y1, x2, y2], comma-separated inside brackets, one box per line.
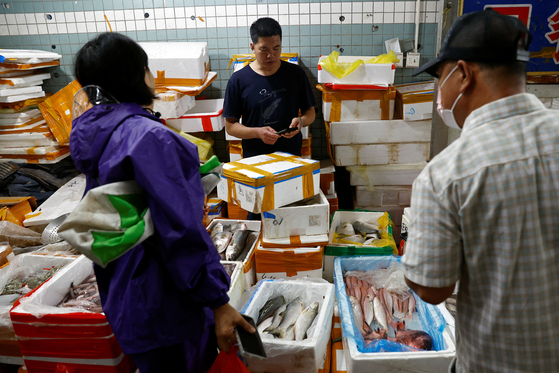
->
[223, 60, 316, 158]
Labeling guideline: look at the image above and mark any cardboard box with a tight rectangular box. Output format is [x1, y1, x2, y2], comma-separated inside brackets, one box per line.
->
[255, 245, 323, 280]
[206, 219, 261, 291]
[317, 84, 396, 122]
[328, 119, 431, 145]
[221, 260, 244, 310]
[320, 173, 336, 196]
[240, 279, 334, 373]
[205, 197, 225, 225]
[10, 255, 135, 373]
[302, 136, 312, 159]
[226, 201, 248, 220]
[347, 163, 426, 186]
[217, 152, 320, 214]
[326, 193, 339, 216]
[262, 190, 329, 240]
[354, 186, 412, 207]
[318, 55, 395, 85]
[334, 256, 456, 373]
[323, 210, 396, 282]
[395, 81, 434, 121]
[165, 99, 225, 132]
[139, 42, 210, 86]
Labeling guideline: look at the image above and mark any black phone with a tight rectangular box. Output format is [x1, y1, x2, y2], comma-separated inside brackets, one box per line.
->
[235, 314, 267, 360]
[276, 126, 298, 135]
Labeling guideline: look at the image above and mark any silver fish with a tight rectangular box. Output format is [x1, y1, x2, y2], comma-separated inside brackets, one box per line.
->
[212, 231, 232, 254]
[349, 295, 366, 336]
[257, 295, 286, 325]
[210, 222, 224, 237]
[352, 221, 380, 236]
[294, 302, 319, 340]
[257, 316, 274, 334]
[268, 296, 304, 339]
[284, 325, 295, 340]
[231, 222, 247, 233]
[336, 222, 355, 236]
[373, 295, 388, 331]
[264, 303, 287, 332]
[363, 294, 374, 327]
[225, 229, 251, 261]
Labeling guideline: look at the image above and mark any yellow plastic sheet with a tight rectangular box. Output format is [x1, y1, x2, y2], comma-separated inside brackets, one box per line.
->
[167, 127, 215, 161]
[318, 51, 400, 79]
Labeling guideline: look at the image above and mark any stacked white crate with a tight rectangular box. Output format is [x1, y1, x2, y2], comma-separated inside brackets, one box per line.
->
[319, 70, 434, 243]
[0, 49, 68, 164]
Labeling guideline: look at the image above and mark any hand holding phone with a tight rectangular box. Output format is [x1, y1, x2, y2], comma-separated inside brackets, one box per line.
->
[276, 126, 298, 136]
[235, 314, 267, 360]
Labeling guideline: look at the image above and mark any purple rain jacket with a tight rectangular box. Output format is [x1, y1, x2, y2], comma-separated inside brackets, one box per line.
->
[70, 102, 230, 354]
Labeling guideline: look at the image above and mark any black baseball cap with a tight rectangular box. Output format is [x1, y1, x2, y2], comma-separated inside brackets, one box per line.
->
[413, 9, 532, 77]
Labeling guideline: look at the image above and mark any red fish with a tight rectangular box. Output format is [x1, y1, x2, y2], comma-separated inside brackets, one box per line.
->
[388, 321, 433, 351]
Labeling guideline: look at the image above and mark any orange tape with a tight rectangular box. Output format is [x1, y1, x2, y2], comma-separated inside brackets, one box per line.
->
[155, 70, 208, 87]
[0, 95, 48, 110]
[261, 236, 329, 248]
[24, 211, 42, 219]
[255, 246, 324, 277]
[0, 60, 59, 70]
[289, 236, 302, 245]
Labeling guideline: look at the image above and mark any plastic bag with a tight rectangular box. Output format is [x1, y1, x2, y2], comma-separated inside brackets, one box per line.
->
[207, 344, 250, 373]
[168, 128, 215, 161]
[365, 50, 400, 64]
[333, 255, 447, 353]
[318, 51, 364, 79]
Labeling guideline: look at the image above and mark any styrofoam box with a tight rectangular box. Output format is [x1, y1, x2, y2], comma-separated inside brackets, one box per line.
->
[217, 153, 320, 214]
[0, 91, 45, 103]
[0, 133, 59, 147]
[166, 99, 225, 132]
[240, 279, 334, 373]
[318, 56, 395, 85]
[139, 42, 209, 81]
[262, 190, 329, 240]
[329, 120, 431, 145]
[324, 210, 393, 283]
[347, 163, 426, 186]
[225, 123, 310, 141]
[0, 85, 43, 97]
[261, 233, 329, 248]
[206, 219, 261, 291]
[255, 245, 323, 281]
[221, 261, 244, 310]
[335, 257, 456, 373]
[0, 73, 51, 88]
[333, 143, 430, 166]
[401, 101, 433, 122]
[395, 81, 434, 122]
[322, 97, 395, 122]
[153, 91, 196, 120]
[354, 185, 412, 207]
[0, 254, 76, 365]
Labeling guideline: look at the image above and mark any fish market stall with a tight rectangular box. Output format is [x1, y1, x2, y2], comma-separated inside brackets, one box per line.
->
[241, 279, 334, 373]
[207, 219, 261, 291]
[10, 255, 135, 373]
[333, 255, 455, 373]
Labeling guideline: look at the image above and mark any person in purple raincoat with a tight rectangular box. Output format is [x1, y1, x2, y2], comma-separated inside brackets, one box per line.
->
[70, 32, 255, 373]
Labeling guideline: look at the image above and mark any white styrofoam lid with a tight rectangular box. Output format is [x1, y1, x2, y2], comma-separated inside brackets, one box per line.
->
[139, 42, 208, 58]
[0, 49, 62, 60]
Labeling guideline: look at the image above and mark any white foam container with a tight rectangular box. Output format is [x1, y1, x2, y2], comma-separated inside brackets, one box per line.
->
[329, 120, 431, 145]
[166, 99, 225, 132]
[0, 91, 44, 103]
[139, 42, 209, 83]
[334, 256, 456, 373]
[154, 91, 195, 120]
[347, 164, 426, 186]
[0, 133, 58, 147]
[240, 279, 335, 373]
[221, 261, 244, 310]
[318, 56, 395, 85]
[262, 190, 329, 240]
[0, 73, 50, 88]
[0, 85, 43, 97]
[255, 245, 323, 281]
[322, 97, 395, 122]
[354, 185, 412, 207]
[332, 143, 430, 166]
[206, 219, 261, 291]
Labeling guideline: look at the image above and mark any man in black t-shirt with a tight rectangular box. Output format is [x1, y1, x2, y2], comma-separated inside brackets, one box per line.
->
[223, 17, 316, 159]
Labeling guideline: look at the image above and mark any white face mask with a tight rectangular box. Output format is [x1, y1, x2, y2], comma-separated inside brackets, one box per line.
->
[437, 65, 463, 130]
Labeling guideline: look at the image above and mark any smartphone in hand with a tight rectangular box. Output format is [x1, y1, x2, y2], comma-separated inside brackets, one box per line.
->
[235, 314, 267, 360]
[275, 126, 298, 136]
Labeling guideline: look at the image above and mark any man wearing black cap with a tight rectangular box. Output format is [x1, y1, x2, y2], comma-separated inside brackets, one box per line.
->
[402, 9, 559, 373]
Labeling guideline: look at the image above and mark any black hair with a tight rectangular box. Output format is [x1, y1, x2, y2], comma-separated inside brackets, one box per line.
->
[74, 32, 156, 106]
[250, 17, 282, 44]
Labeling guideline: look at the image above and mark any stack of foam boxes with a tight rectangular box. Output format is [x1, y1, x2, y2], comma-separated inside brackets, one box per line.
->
[140, 42, 221, 163]
[319, 56, 434, 245]
[0, 49, 74, 164]
[216, 152, 328, 284]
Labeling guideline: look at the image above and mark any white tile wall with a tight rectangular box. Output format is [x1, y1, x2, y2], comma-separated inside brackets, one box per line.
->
[0, 1, 439, 36]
